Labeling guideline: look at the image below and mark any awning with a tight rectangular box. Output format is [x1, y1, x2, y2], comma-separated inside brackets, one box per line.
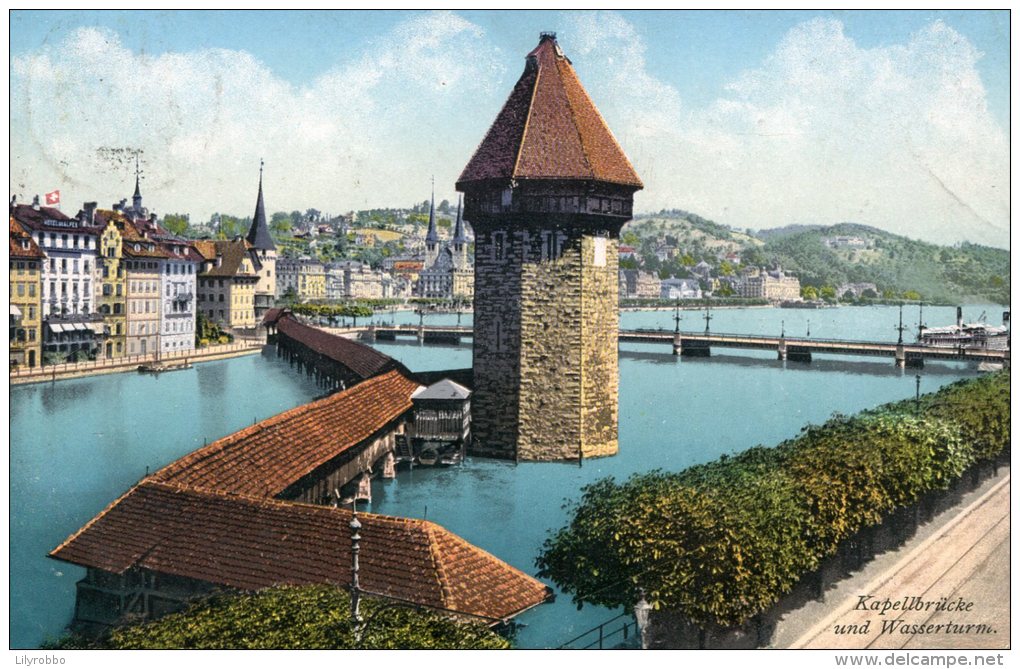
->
[48, 323, 66, 333]
[10, 304, 22, 318]
[83, 322, 102, 333]
[72, 322, 87, 331]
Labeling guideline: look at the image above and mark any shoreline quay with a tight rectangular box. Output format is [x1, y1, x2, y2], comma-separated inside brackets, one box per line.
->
[9, 343, 263, 387]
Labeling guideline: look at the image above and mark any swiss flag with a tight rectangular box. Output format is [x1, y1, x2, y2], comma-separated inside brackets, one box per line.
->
[45, 190, 60, 205]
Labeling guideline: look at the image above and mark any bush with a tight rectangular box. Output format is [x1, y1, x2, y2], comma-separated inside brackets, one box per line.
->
[537, 371, 1010, 627]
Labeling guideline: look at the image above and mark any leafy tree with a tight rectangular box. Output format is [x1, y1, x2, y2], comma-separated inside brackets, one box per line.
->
[719, 261, 735, 276]
[270, 212, 293, 236]
[45, 585, 509, 650]
[438, 199, 451, 214]
[902, 290, 922, 301]
[861, 288, 878, 299]
[819, 285, 836, 301]
[800, 285, 818, 300]
[161, 213, 190, 236]
[842, 290, 856, 302]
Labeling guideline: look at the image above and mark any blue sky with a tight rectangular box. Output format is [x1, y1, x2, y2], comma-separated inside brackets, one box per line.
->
[9, 9, 1010, 247]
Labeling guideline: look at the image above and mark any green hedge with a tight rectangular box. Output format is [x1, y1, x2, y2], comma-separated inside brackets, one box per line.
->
[45, 585, 510, 650]
[536, 370, 1009, 627]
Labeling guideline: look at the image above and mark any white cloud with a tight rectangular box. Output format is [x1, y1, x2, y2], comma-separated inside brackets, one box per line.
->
[10, 13, 1008, 248]
[10, 11, 504, 221]
[563, 14, 1008, 247]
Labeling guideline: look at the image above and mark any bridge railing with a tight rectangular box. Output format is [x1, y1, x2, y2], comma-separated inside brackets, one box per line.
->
[557, 612, 639, 650]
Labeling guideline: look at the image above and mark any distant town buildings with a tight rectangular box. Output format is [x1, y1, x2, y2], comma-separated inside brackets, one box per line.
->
[737, 266, 801, 301]
[823, 235, 869, 249]
[661, 277, 701, 300]
[417, 195, 473, 299]
[619, 270, 661, 299]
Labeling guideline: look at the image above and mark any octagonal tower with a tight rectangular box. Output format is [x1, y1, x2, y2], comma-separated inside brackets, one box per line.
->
[457, 32, 643, 461]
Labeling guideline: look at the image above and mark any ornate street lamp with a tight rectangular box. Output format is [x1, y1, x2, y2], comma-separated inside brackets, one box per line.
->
[350, 504, 363, 637]
[633, 591, 652, 649]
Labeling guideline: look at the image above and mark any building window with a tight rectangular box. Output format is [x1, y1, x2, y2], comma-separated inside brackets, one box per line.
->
[28, 284, 35, 297]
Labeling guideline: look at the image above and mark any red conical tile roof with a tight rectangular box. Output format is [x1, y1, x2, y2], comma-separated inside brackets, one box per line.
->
[458, 33, 642, 190]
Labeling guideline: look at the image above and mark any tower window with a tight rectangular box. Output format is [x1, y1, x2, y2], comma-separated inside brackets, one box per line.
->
[593, 236, 607, 267]
[492, 232, 507, 262]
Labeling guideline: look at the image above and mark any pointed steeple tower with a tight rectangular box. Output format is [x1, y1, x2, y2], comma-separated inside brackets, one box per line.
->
[452, 195, 469, 266]
[246, 160, 276, 251]
[425, 177, 439, 266]
[132, 154, 143, 215]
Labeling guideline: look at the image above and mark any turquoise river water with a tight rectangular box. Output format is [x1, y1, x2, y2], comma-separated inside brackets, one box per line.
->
[9, 305, 999, 648]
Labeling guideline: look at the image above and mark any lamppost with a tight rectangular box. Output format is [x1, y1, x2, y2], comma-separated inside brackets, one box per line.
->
[806, 319, 811, 338]
[350, 504, 363, 637]
[915, 374, 922, 414]
[673, 298, 681, 335]
[633, 590, 652, 649]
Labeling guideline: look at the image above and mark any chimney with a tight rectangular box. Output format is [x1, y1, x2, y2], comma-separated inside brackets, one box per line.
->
[956, 306, 963, 328]
[32, 195, 40, 211]
[9, 194, 16, 211]
[84, 202, 97, 225]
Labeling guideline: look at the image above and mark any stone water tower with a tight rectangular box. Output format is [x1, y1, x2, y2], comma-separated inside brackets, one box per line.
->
[457, 32, 642, 461]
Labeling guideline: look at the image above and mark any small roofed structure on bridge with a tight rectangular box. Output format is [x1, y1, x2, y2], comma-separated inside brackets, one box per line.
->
[408, 379, 472, 466]
[51, 480, 552, 633]
[267, 310, 411, 392]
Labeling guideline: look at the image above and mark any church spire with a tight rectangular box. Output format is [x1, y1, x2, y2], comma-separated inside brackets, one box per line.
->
[246, 159, 276, 251]
[132, 154, 143, 214]
[425, 177, 439, 245]
[452, 194, 467, 245]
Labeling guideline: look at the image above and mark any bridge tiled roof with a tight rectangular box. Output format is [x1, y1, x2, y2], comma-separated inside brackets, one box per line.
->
[276, 314, 409, 381]
[149, 369, 421, 497]
[457, 33, 642, 190]
[50, 480, 551, 622]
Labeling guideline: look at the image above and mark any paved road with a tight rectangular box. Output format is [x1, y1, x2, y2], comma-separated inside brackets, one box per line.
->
[787, 473, 1010, 650]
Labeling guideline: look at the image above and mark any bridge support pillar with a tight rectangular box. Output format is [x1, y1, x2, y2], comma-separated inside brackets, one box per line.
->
[895, 345, 905, 369]
[672, 333, 682, 356]
[417, 326, 424, 344]
[365, 325, 376, 343]
[777, 339, 787, 361]
[381, 451, 396, 479]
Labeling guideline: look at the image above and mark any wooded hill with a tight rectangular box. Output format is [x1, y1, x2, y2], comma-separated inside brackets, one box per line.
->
[627, 212, 1009, 304]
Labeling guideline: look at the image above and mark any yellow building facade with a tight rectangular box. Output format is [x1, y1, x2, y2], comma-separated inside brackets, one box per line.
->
[9, 218, 44, 368]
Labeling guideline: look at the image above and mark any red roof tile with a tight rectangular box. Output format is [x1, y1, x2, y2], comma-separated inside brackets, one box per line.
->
[10, 217, 44, 260]
[149, 370, 421, 497]
[276, 314, 408, 381]
[458, 33, 642, 189]
[50, 481, 551, 622]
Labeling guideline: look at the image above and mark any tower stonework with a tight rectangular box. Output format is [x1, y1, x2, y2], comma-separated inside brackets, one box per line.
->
[457, 33, 642, 461]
